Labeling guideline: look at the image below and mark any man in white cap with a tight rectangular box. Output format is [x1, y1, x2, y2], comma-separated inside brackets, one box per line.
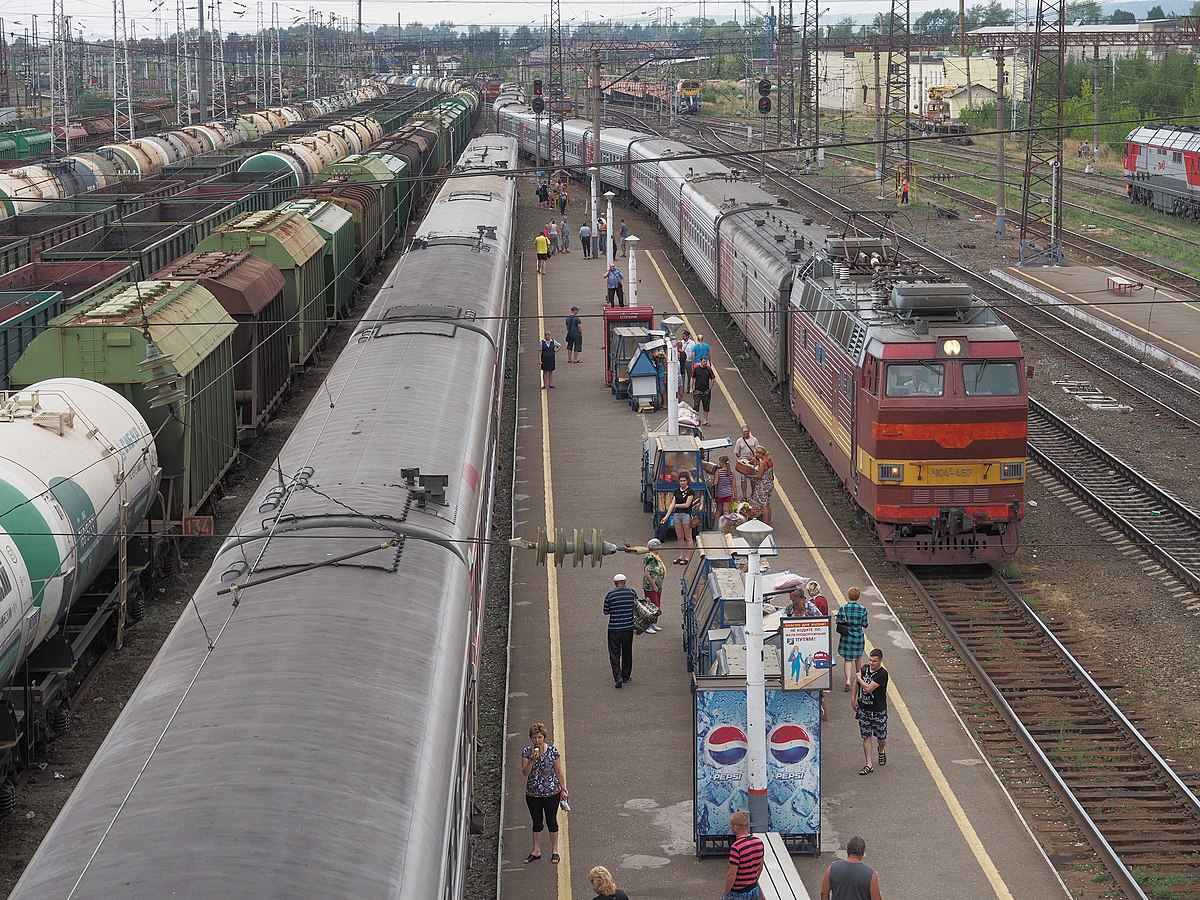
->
[603, 573, 638, 688]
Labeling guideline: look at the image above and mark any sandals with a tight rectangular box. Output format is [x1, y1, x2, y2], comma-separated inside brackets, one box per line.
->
[859, 765, 873, 776]
[674, 558, 686, 565]
[551, 854, 561, 864]
[523, 853, 541, 864]
[878, 752, 887, 767]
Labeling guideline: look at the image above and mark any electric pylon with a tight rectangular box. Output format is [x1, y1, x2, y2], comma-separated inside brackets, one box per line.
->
[880, 0, 911, 193]
[49, 0, 72, 152]
[211, 0, 229, 119]
[1018, 0, 1065, 265]
[113, 0, 135, 140]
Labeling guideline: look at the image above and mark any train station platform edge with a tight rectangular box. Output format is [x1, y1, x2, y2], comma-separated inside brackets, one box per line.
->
[500, 191, 1069, 900]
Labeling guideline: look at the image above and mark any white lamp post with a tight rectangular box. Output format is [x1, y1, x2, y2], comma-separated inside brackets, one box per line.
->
[589, 165, 600, 260]
[626, 235, 641, 306]
[662, 314, 684, 436]
[735, 517, 773, 835]
[604, 190, 616, 264]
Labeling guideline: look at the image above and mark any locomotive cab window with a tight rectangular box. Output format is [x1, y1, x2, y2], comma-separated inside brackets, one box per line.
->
[886, 363, 944, 397]
[963, 361, 1021, 397]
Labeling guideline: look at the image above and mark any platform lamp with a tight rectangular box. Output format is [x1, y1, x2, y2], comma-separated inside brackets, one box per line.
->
[626, 235, 641, 306]
[662, 313, 684, 436]
[735, 517, 774, 835]
[589, 166, 600, 259]
[604, 190, 616, 264]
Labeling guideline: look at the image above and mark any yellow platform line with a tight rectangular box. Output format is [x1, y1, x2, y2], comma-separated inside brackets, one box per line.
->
[642, 249, 1015, 900]
[535, 270, 572, 896]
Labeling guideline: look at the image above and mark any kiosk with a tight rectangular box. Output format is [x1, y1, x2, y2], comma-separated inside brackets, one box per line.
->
[686, 536, 823, 858]
[609, 325, 652, 399]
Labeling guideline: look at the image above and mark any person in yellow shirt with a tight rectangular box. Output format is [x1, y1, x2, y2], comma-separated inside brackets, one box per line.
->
[534, 231, 551, 274]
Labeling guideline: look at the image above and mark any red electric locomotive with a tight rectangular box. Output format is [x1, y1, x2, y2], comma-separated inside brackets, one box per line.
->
[789, 240, 1026, 564]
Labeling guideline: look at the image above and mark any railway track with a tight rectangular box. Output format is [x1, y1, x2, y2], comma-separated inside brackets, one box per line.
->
[1028, 399, 1200, 592]
[908, 565, 1200, 899]
[608, 108, 1200, 895]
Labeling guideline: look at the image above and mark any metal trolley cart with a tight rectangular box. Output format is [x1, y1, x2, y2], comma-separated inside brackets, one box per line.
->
[641, 433, 730, 540]
[602, 305, 653, 387]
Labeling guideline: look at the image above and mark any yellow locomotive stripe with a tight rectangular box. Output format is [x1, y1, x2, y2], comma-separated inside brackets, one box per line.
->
[644, 249, 1020, 900]
[857, 450, 1027, 486]
[790, 369, 852, 461]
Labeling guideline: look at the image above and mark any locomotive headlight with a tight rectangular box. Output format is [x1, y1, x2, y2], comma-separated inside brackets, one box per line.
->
[878, 464, 904, 482]
[1001, 461, 1025, 480]
[940, 338, 964, 357]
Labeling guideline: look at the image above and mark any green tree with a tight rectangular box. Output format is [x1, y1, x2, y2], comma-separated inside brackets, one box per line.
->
[1066, 0, 1105, 22]
[827, 16, 857, 40]
[966, 0, 1014, 27]
[915, 8, 959, 32]
[1146, 4, 1167, 16]
[1191, 0, 1200, 14]
[1108, 9, 1137, 22]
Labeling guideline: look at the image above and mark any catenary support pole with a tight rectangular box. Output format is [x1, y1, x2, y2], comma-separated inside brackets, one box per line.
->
[996, 50, 1006, 237]
[591, 50, 602, 260]
[737, 519, 773, 833]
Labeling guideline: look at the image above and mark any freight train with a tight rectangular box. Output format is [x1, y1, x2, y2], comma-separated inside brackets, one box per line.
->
[496, 91, 1027, 564]
[0, 79, 481, 811]
[1124, 125, 1200, 219]
[9, 133, 516, 900]
[0, 90, 382, 219]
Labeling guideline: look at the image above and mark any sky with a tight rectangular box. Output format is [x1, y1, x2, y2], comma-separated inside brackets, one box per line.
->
[0, 0, 1005, 42]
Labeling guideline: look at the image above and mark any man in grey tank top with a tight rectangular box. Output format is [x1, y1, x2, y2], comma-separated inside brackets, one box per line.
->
[820, 836, 882, 899]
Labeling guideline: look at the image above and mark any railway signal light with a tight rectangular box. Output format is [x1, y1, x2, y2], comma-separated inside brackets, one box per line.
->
[758, 96, 772, 115]
[758, 78, 772, 97]
[533, 79, 543, 96]
[532, 79, 545, 113]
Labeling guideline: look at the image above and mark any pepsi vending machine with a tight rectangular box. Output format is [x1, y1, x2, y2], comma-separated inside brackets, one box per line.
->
[693, 678, 820, 856]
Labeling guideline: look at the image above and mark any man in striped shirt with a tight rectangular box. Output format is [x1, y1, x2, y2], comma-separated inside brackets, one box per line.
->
[604, 574, 638, 689]
[723, 810, 764, 899]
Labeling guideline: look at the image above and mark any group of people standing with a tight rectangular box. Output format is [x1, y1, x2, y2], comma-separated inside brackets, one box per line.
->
[537, 179, 569, 215]
[729, 425, 776, 525]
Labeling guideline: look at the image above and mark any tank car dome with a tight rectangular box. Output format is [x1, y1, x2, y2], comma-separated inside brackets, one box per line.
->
[236, 150, 308, 188]
[98, 142, 159, 177]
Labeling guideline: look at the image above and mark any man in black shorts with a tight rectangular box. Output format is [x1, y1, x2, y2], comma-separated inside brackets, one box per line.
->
[852, 648, 889, 774]
[565, 306, 583, 363]
[690, 356, 716, 427]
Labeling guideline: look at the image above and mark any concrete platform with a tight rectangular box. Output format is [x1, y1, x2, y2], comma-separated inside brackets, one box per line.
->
[994, 261, 1200, 380]
[501, 190, 1069, 900]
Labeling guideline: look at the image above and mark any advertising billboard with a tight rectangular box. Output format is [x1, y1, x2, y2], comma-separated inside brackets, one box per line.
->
[693, 682, 820, 855]
[780, 616, 832, 691]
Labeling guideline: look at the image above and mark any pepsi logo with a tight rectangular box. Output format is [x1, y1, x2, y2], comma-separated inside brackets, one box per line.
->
[706, 724, 748, 766]
[769, 723, 812, 765]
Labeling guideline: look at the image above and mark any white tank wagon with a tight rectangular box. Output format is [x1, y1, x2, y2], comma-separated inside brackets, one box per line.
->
[0, 378, 158, 805]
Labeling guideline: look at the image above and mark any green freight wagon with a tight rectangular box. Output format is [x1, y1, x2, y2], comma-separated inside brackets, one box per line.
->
[0, 128, 52, 159]
[196, 209, 328, 367]
[0, 260, 137, 306]
[364, 151, 416, 239]
[9, 280, 238, 525]
[0, 291, 63, 387]
[152, 252, 290, 436]
[39, 222, 195, 279]
[126, 200, 243, 247]
[275, 199, 355, 318]
[315, 155, 400, 250]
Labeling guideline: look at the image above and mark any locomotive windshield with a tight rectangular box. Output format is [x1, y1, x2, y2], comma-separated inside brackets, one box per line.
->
[885, 363, 944, 397]
[963, 361, 1021, 396]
